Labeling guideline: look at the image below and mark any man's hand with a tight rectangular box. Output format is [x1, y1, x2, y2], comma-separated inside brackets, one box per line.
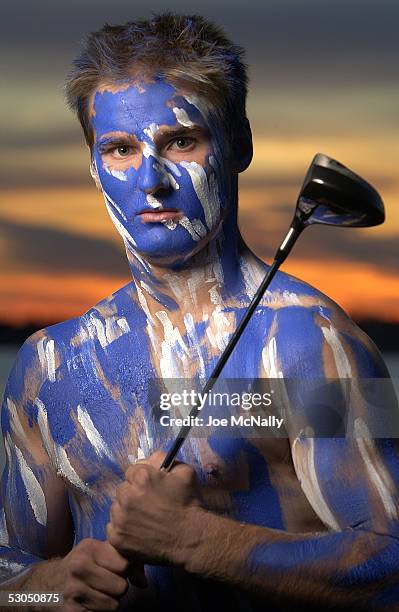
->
[106, 450, 202, 566]
[58, 538, 129, 611]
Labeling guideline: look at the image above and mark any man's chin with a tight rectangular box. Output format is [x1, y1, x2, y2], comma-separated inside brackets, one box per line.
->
[132, 247, 201, 269]
[126, 236, 214, 270]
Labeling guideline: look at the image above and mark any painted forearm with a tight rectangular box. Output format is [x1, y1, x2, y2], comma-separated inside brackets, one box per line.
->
[0, 546, 46, 584]
[0, 556, 64, 612]
[180, 507, 399, 609]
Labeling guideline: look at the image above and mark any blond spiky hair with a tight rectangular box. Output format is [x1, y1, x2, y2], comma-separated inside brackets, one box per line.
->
[65, 13, 248, 146]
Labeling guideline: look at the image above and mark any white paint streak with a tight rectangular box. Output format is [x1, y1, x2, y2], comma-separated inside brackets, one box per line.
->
[166, 172, 179, 190]
[211, 306, 230, 351]
[142, 141, 157, 159]
[45, 340, 56, 382]
[163, 219, 177, 230]
[135, 283, 155, 324]
[0, 560, 26, 578]
[155, 310, 189, 378]
[143, 123, 159, 141]
[105, 201, 137, 249]
[14, 442, 47, 526]
[84, 312, 127, 349]
[7, 398, 28, 446]
[178, 216, 205, 241]
[37, 338, 56, 382]
[0, 508, 9, 545]
[322, 326, 352, 378]
[55, 445, 92, 495]
[159, 156, 181, 177]
[156, 311, 188, 354]
[103, 190, 127, 221]
[262, 337, 284, 378]
[151, 159, 181, 191]
[240, 256, 268, 300]
[77, 405, 114, 461]
[117, 317, 130, 334]
[173, 107, 194, 127]
[163, 273, 185, 301]
[141, 281, 160, 301]
[104, 165, 128, 182]
[126, 243, 151, 273]
[37, 338, 46, 371]
[128, 446, 146, 465]
[146, 194, 163, 209]
[183, 94, 212, 120]
[206, 326, 218, 349]
[292, 436, 340, 530]
[187, 268, 205, 307]
[180, 161, 220, 231]
[282, 291, 301, 306]
[355, 418, 398, 519]
[89, 313, 108, 348]
[4, 435, 12, 468]
[138, 421, 153, 457]
[35, 399, 54, 460]
[184, 312, 206, 379]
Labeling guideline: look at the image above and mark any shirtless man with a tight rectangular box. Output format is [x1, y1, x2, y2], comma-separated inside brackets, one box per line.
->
[1, 13, 398, 612]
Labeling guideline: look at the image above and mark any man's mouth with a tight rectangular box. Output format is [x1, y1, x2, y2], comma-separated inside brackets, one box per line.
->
[138, 209, 183, 223]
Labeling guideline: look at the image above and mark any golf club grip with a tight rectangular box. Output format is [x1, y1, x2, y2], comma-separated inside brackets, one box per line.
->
[160, 258, 281, 471]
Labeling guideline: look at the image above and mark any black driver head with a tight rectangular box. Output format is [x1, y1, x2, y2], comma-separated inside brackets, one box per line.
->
[295, 153, 385, 228]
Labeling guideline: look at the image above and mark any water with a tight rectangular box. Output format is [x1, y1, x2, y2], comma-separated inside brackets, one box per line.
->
[0, 346, 20, 401]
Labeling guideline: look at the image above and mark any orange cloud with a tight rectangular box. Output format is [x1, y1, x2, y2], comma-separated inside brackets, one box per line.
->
[0, 272, 127, 326]
[0, 174, 398, 327]
[280, 259, 399, 322]
[0, 259, 398, 328]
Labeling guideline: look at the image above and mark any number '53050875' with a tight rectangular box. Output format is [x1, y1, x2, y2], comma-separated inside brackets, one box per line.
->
[2, 592, 62, 606]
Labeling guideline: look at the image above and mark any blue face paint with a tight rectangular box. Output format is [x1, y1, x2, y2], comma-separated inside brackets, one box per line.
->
[91, 79, 229, 267]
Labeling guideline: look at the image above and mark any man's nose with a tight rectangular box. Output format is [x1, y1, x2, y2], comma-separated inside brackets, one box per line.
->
[137, 154, 170, 194]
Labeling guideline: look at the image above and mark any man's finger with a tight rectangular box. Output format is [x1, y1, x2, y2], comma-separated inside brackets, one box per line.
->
[125, 450, 169, 477]
[93, 540, 129, 575]
[141, 449, 167, 467]
[125, 463, 154, 484]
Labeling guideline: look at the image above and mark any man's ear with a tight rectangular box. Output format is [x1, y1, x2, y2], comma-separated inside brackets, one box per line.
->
[231, 118, 253, 174]
[90, 157, 103, 192]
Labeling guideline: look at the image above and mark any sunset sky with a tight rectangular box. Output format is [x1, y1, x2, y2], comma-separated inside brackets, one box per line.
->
[1, 0, 398, 327]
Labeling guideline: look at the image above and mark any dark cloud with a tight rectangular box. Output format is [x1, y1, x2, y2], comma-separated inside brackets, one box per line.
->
[1, 210, 395, 279]
[0, 170, 91, 190]
[2, 0, 398, 84]
[0, 218, 128, 277]
[240, 175, 399, 191]
[240, 210, 399, 273]
[0, 128, 83, 149]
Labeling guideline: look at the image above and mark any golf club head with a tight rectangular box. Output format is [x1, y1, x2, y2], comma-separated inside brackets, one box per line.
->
[295, 153, 385, 228]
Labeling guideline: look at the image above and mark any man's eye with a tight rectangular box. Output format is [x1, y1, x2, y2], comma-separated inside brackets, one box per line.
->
[114, 145, 132, 157]
[171, 137, 194, 150]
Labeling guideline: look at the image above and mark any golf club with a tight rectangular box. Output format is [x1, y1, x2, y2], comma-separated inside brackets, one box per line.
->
[160, 152, 385, 471]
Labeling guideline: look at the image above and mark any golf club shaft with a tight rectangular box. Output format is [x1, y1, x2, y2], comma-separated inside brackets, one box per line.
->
[160, 230, 297, 472]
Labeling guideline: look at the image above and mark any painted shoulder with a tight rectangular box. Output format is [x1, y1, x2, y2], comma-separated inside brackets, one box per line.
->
[43, 280, 139, 347]
[3, 281, 140, 403]
[261, 268, 389, 378]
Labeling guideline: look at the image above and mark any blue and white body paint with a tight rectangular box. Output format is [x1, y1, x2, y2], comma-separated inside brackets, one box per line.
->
[0, 78, 398, 609]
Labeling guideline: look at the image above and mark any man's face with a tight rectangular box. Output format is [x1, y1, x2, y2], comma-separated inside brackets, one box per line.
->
[90, 78, 231, 265]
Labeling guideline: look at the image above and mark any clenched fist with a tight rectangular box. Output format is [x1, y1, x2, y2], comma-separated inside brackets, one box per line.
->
[106, 450, 202, 566]
[58, 538, 128, 611]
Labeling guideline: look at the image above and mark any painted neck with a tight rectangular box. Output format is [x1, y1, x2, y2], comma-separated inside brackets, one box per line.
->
[126, 197, 246, 314]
